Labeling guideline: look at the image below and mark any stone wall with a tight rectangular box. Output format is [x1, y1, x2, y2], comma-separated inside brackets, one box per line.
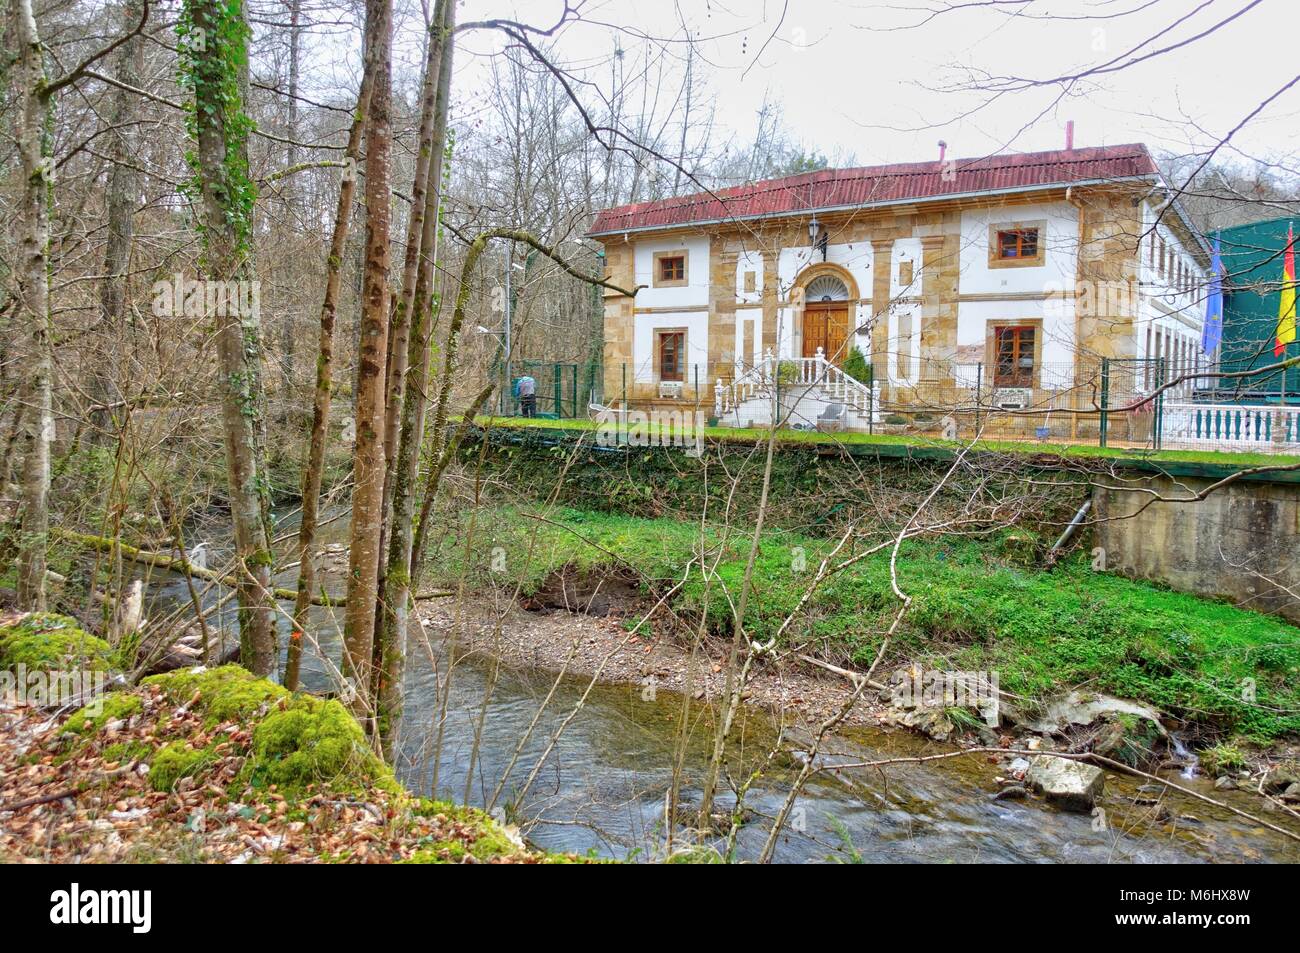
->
[1093, 474, 1300, 623]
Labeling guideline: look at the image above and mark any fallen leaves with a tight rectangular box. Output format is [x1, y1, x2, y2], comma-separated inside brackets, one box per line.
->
[0, 686, 541, 864]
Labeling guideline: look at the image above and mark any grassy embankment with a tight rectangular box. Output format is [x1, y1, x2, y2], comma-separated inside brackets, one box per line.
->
[472, 414, 1300, 473]
[428, 505, 1300, 745]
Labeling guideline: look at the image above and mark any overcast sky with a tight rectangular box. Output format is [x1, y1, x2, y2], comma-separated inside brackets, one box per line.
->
[445, 0, 1298, 172]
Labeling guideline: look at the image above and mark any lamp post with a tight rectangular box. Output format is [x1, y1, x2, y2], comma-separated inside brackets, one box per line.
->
[502, 244, 525, 413]
[477, 324, 508, 413]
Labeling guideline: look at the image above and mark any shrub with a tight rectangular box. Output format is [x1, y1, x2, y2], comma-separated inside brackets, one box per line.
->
[842, 346, 871, 384]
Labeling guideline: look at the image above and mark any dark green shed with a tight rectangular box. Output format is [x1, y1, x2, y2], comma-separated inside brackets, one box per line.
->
[1217, 217, 1298, 402]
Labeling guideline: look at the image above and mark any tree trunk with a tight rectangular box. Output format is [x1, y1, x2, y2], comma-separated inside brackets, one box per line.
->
[375, 0, 455, 758]
[342, 0, 394, 726]
[12, 0, 53, 611]
[369, 0, 449, 701]
[278, 0, 301, 420]
[184, 0, 277, 675]
[285, 67, 374, 690]
[92, 0, 145, 439]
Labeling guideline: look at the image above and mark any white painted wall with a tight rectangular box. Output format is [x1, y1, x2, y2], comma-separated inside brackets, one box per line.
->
[957, 201, 1079, 297]
[1137, 202, 1208, 395]
[734, 305, 762, 369]
[735, 249, 763, 305]
[632, 235, 710, 309]
[891, 238, 922, 299]
[886, 303, 921, 386]
[631, 311, 710, 384]
[629, 235, 710, 383]
[959, 297, 1078, 388]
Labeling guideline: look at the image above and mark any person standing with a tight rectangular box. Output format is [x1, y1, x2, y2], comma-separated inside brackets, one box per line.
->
[518, 374, 536, 417]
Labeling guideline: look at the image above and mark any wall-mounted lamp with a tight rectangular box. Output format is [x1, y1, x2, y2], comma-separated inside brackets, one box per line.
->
[808, 215, 828, 261]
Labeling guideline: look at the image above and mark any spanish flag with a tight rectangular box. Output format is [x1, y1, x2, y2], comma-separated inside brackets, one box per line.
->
[1278, 223, 1296, 356]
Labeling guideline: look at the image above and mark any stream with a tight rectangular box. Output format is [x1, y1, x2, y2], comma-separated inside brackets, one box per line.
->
[144, 509, 1300, 863]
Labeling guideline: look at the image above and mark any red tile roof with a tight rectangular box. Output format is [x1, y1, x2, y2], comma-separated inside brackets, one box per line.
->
[589, 143, 1160, 236]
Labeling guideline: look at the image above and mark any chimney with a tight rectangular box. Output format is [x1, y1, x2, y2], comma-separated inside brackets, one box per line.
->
[937, 140, 947, 164]
[1065, 120, 1075, 152]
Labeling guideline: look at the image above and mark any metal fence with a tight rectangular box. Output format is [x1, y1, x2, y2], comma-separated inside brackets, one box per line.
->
[598, 355, 1300, 455]
[501, 361, 581, 418]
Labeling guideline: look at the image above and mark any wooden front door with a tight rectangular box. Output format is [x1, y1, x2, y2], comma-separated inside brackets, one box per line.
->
[802, 304, 849, 363]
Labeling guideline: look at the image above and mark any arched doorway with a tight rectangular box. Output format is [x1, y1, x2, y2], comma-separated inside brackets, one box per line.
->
[796, 268, 854, 364]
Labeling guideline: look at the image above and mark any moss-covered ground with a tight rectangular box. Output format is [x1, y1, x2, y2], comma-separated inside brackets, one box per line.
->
[0, 613, 118, 672]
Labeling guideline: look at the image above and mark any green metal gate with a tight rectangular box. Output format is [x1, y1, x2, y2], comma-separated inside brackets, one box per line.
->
[509, 361, 580, 418]
[1099, 357, 1165, 450]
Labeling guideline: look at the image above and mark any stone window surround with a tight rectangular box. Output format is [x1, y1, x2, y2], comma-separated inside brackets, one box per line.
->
[652, 249, 689, 288]
[987, 219, 1047, 269]
[985, 317, 1045, 389]
[654, 326, 689, 382]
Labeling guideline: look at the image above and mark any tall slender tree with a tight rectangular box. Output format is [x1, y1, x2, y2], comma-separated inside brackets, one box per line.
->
[10, 0, 54, 610]
[9, 0, 149, 610]
[179, 0, 277, 674]
[342, 0, 394, 725]
[92, 0, 146, 439]
[375, 0, 455, 757]
[286, 65, 374, 691]
[370, 0, 451, 693]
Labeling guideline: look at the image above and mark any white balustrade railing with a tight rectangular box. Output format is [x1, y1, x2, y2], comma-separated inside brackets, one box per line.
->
[1162, 402, 1300, 452]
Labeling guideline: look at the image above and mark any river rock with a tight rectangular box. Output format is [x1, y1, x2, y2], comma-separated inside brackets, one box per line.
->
[902, 706, 954, 742]
[1025, 756, 1104, 812]
[1263, 762, 1300, 794]
[1214, 776, 1237, 791]
[1027, 690, 1166, 737]
[993, 784, 1028, 801]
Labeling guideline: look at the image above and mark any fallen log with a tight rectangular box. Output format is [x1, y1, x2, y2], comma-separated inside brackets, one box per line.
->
[53, 529, 451, 607]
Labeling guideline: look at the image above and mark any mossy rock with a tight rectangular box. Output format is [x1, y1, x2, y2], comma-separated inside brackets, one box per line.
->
[143, 664, 288, 725]
[140, 666, 395, 796]
[249, 694, 397, 795]
[62, 693, 143, 735]
[403, 801, 524, 863]
[150, 740, 221, 792]
[0, 613, 116, 672]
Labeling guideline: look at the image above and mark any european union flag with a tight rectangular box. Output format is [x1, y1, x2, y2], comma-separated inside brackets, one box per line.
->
[1202, 234, 1224, 355]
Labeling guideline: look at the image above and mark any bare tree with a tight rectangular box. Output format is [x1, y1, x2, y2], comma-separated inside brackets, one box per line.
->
[341, 0, 394, 724]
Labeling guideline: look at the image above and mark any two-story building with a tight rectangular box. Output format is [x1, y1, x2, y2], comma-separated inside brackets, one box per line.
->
[590, 141, 1211, 438]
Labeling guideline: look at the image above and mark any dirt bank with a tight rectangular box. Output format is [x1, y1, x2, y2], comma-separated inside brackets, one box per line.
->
[416, 592, 894, 732]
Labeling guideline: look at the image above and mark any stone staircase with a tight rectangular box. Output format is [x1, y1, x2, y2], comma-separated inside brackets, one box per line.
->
[714, 348, 881, 431]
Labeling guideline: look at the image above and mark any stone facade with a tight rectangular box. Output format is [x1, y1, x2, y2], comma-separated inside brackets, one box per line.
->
[596, 182, 1208, 433]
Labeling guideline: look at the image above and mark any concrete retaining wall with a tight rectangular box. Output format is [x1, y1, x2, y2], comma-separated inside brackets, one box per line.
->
[1093, 474, 1300, 622]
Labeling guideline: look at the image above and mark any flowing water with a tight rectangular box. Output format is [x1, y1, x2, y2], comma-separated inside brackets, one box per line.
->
[144, 510, 1300, 863]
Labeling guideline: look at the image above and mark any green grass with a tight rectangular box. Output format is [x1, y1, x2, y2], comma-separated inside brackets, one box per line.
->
[470, 415, 1300, 473]
[430, 505, 1300, 743]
